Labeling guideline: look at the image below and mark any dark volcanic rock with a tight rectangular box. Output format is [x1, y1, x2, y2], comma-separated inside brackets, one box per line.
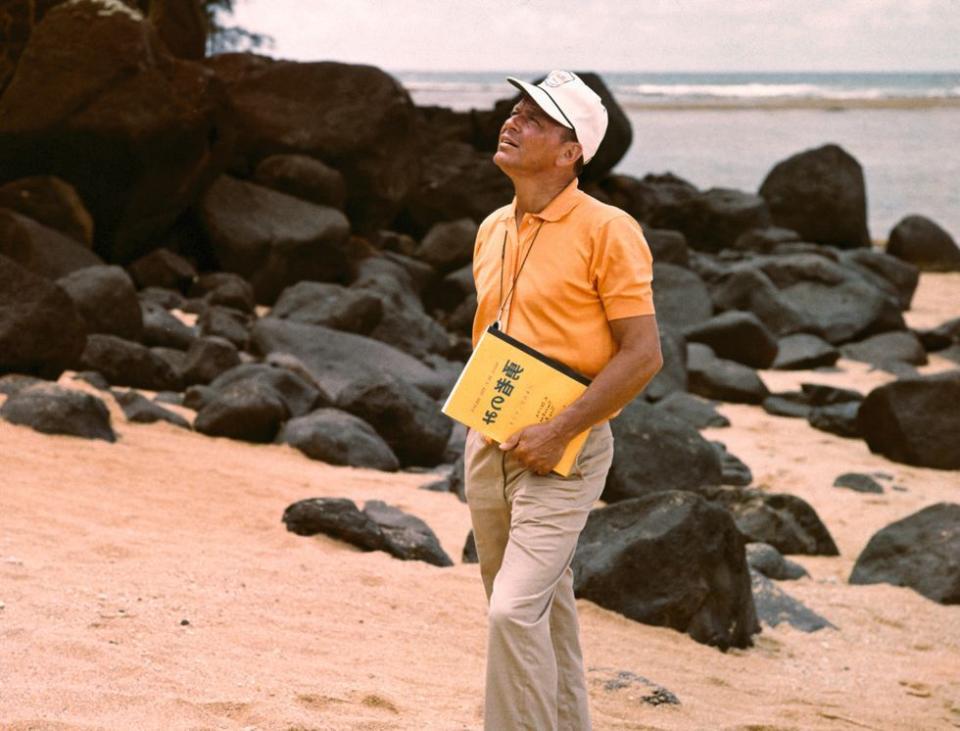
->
[643, 327, 688, 402]
[190, 272, 256, 314]
[758, 144, 870, 248]
[712, 442, 753, 487]
[801, 382, 863, 406]
[206, 54, 419, 231]
[282, 497, 453, 567]
[0, 1, 233, 263]
[139, 286, 186, 311]
[194, 379, 289, 443]
[209, 362, 326, 418]
[857, 373, 960, 470]
[653, 392, 729, 429]
[841, 331, 928, 369]
[915, 316, 960, 352]
[850, 503, 960, 604]
[651, 263, 713, 332]
[644, 228, 689, 267]
[127, 248, 197, 293]
[0, 254, 87, 379]
[701, 486, 840, 556]
[113, 389, 190, 429]
[414, 218, 477, 274]
[0, 175, 94, 245]
[271, 281, 382, 335]
[77, 334, 179, 391]
[251, 317, 450, 400]
[0, 209, 102, 279]
[762, 394, 812, 419]
[1, 383, 114, 442]
[732, 226, 801, 253]
[336, 374, 451, 467]
[661, 188, 772, 253]
[253, 154, 347, 210]
[0, 374, 43, 397]
[56, 265, 143, 341]
[838, 248, 920, 310]
[750, 570, 835, 632]
[771, 333, 839, 370]
[684, 311, 778, 369]
[833, 472, 884, 494]
[886, 215, 960, 272]
[462, 529, 478, 564]
[603, 399, 721, 503]
[808, 402, 862, 439]
[573, 491, 759, 649]
[709, 267, 808, 337]
[179, 336, 242, 387]
[687, 344, 769, 404]
[197, 305, 252, 350]
[198, 175, 352, 304]
[746, 542, 809, 581]
[140, 302, 197, 350]
[278, 408, 399, 471]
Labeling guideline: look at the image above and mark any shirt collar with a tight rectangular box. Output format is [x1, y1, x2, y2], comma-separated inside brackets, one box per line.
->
[500, 177, 583, 224]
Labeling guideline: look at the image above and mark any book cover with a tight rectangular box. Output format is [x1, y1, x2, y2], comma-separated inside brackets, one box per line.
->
[441, 326, 591, 476]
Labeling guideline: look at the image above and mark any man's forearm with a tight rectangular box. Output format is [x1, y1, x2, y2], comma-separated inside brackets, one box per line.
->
[548, 345, 662, 443]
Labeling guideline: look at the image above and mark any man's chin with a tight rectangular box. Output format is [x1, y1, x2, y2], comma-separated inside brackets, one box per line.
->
[492, 149, 515, 173]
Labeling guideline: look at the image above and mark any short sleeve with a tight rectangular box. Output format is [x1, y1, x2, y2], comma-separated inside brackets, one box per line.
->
[590, 214, 655, 320]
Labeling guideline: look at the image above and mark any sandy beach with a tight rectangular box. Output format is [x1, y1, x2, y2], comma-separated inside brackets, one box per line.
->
[1, 272, 958, 731]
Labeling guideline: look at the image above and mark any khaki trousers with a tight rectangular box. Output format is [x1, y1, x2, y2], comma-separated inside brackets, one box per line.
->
[465, 422, 614, 731]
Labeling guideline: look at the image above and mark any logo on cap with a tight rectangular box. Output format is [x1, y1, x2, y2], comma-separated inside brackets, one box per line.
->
[543, 70, 576, 88]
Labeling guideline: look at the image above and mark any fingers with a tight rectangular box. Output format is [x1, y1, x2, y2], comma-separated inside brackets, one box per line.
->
[499, 432, 521, 451]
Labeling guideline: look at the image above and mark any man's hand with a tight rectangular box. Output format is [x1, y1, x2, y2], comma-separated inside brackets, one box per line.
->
[499, 422, 568, 475]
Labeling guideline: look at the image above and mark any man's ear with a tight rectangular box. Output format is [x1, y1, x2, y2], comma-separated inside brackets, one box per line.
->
[557, 141, 583, 168]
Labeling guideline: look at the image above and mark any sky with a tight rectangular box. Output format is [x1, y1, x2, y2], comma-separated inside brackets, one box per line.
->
[228, 0, 960, 73]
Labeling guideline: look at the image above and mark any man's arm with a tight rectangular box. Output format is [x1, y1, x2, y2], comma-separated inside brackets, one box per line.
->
[499, 314, 663, 474]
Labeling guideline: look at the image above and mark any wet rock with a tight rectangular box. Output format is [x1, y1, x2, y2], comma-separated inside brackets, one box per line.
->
[850, 503, 960, 604]
[1, 383, 114, 442]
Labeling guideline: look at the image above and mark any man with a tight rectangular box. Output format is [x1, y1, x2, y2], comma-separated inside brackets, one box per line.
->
[464, 70, 663, 731]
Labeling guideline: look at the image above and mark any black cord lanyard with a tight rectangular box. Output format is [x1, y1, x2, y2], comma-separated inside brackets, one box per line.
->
[495, 219, 545, 331]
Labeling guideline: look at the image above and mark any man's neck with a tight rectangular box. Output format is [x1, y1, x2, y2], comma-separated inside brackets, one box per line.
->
[512, 174, 576, 228]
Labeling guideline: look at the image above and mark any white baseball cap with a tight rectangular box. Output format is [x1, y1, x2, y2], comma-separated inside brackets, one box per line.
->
[506, 70, 609, 164]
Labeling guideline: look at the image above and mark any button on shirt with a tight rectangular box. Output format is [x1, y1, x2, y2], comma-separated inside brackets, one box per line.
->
[471, 178, 655, 380]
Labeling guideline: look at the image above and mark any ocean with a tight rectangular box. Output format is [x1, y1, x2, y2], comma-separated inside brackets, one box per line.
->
[394, 71, 960, 242]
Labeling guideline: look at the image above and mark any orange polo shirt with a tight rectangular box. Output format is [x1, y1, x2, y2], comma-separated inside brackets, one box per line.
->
[471, 178, 655, 381]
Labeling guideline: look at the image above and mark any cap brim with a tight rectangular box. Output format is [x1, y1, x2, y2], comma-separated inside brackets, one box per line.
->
[506, 77, 574, 130]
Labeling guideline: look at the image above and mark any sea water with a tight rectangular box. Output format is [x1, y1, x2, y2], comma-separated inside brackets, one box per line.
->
[395, 71, 960, 241]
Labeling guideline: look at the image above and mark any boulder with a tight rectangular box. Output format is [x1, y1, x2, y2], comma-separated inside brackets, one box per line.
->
[336, 374, 452, 467]
[1, 383, 114, 442]
[198, 175, 352, 304]
[0, 0, 233, 262]
[701, 486, 839, 556]
[209, 362, 326, 418]
[252, 154, 347, 210]
[77, 334, 180, 391]
[642, 327, 688, 401]
[140, 301, 197, 350]
[686, 344, 769, 404]
[282, 497, 453, 567]
[602, 399, 721, 503]
[112, 389, 190, 429]
[0, 374, 43, 397]
[808, 402, 862, 439]
[746, 543, 809, 581]
[423, 262, 475, 314]
[205, 54, 419, 231]
[251, 317, 450, 399]
[653, 392, 729, 429]
[801, 382, 863, 406]
[127, 248, 197, 293]
[194, 379, 289, 443]
[732, 226, 801, 254]
[277, 408, 398, 471]
[684, 311, 778, 369]
[414, 218, 477, 274]
[572, 491, 759, 649]
[914, 316, 960, 352]
[849, 503, 960, 604]
[189, 272, 256, 314]
[841, 331, 928, 369]
[857, 373, 960, 470]
[268, 281, 383, 335]
[179, 336, 241, 387]
[422, 453, 466, 503]
[709, 267, 808, 337]
[656, 188, 772, 253]
[0, 209, 102, 278]
[139, 286, 186, 311]
[643, 228, 689, 267]
[758, 144, 870, 248]
[197, 305, 251, 351]
[0, 254, 87, 379]
[750, 570, 835, 632]
[771, 333, 839, 370]
[761, 394, 811, 419]
[651, 263, 713, 332]
[886, 215, 960, 272]
[712, 442, 753, 487]
[838, 248, 919, 310]
[56, 265, 143, 341]
[0, 175, 93, 245]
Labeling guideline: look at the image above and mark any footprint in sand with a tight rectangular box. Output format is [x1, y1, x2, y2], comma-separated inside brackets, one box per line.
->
[899, 679, 933, 698]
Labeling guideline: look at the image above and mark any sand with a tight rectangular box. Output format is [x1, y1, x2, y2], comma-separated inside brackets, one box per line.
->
[2, 273, 959, 731]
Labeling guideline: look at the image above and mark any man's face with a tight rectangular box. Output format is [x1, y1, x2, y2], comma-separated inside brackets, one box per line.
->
[493, 96, 575, 176]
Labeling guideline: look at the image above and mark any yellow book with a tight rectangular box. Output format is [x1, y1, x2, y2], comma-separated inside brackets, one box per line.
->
[442, 325, 591, 476]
